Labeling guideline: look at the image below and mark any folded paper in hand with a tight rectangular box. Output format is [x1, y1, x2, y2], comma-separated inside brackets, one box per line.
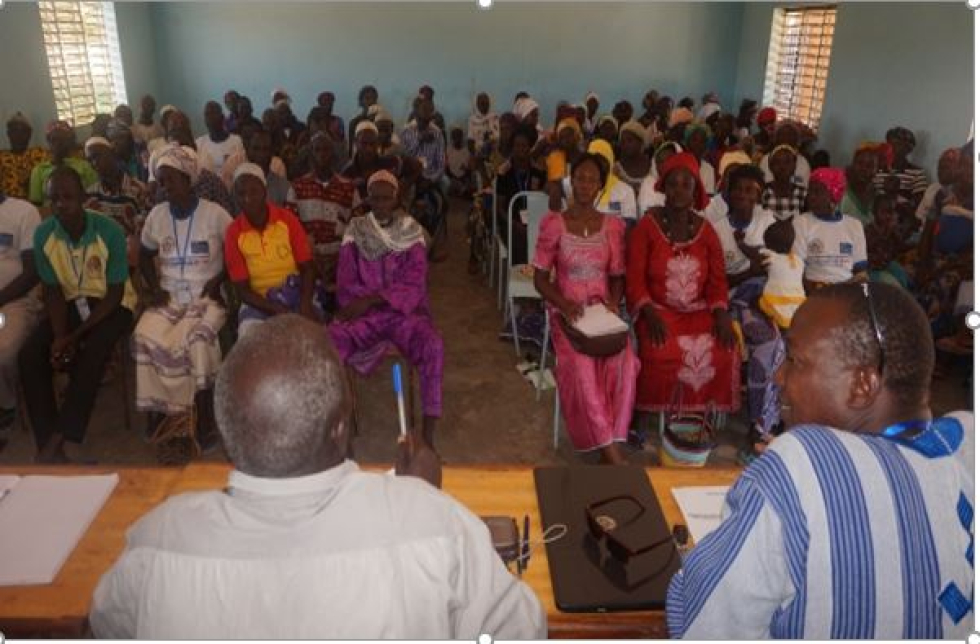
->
[572, 303, 628, 337]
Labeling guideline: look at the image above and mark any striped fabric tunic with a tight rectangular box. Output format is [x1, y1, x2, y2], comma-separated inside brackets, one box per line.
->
[667, 412, 974, 639]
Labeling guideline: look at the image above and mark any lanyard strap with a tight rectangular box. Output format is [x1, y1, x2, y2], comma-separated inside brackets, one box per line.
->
[68, 243, 89, 291]
[171, 210, 197, 278]
[879, 417, 963, 458]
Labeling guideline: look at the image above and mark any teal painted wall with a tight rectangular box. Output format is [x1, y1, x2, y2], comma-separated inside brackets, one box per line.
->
[0, 1, 161, 146]
[148, 2, 745, 134]
[1, 0, 972, 173]
[732, 2, 972, 173]
[0, 2, 58, 146]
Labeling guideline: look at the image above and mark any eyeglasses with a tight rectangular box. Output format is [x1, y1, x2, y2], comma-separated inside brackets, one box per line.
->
[861, 282, 886, 374]
[584, 495, 674, 564]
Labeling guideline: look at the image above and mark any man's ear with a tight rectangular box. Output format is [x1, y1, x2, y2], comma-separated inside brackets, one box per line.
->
[847, 365, 883, 410]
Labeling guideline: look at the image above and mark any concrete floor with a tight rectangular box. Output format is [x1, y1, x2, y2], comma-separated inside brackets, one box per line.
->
[0, 199, 971, 467]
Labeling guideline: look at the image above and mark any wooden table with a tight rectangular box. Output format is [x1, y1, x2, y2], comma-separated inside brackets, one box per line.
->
[0, 463, 740, 639]
[0, 465, 183, 638]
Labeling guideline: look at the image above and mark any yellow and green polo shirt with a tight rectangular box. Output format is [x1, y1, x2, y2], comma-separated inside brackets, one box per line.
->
[28, 157, 98, 207]
[34, 210, 137, 311]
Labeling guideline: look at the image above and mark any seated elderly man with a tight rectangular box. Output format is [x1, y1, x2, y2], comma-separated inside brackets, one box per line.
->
[225, 163, 319, 336]
[83, 136, 150, 268]
[328, 170, 443, 448]
[667, 282, 974, 638]
[89, 314, 546, 639]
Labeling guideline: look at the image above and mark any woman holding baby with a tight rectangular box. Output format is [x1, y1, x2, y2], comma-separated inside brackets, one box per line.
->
[704, 162, 793, 461]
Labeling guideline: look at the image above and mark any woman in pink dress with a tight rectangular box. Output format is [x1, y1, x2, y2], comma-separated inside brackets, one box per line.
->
[532, 153, 639, 464]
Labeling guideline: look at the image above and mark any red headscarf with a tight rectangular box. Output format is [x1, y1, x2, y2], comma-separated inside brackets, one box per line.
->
[757, 107, 778, 128]
[810, 167, 847, 205]
[655, 152, 709, 211]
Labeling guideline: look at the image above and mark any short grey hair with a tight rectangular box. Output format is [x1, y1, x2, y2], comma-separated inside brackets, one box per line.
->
[215, 314, 350, 477]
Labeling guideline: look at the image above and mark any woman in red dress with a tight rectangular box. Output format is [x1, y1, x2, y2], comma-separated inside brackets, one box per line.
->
[627, 152, 740, 413]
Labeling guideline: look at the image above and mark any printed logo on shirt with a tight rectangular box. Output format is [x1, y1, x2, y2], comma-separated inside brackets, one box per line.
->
[161, 236, 176, 254]
[0, 233, 13, 248]
[609, 201, 622, 212]
[808, 239, 825, 255]
[839, 242, 853, 255]
[191, 240, 210, 255]
[86, 255, 103, 276]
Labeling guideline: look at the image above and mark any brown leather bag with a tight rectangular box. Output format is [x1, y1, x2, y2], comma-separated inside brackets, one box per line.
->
[560, 315, 629, 358]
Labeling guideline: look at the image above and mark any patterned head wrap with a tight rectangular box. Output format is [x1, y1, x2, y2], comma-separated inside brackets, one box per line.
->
[718, 150, 753, 182]
[555, 117, 581, 138]
[597, 114, 618, 131]
[668, 107, 695, 128]
[809, 167, 847, 205]
[655, 152, 709, 210]
[154, 144, 200, 183]
[756, 107, 778, 127]
[83, 136, 112, 156]
[585, 139, 619, 208]
[233, 162, 266, 187]
[355, 121, 379, 138]
[513, 97, 540, 121]
[367, 169, 399, 192]
[618, 120, 648, 146]
[769, 144, 798, 158]
[683, 122, 711, 146]
[46, 120, 73, 136]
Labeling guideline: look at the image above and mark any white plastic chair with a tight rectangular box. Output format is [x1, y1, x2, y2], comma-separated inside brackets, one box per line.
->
[505, 191, 551, 393]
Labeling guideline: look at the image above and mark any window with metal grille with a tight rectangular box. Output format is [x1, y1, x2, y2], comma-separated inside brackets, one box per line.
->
[38, 1, 128, 126]
[762, 5, 836, 132]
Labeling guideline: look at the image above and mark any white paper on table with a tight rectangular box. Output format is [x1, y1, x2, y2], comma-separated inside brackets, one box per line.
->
[0, 475, 20, 497]
[0, 474, 119, 586]
[572, 303, 629, 338]
[671, 486, 731, 543]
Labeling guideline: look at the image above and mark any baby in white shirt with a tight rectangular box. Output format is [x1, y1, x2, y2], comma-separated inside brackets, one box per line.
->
[758, 219, 806, 329]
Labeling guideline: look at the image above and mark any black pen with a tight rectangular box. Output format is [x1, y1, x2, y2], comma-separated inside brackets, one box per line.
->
[521, 514, 530, 573]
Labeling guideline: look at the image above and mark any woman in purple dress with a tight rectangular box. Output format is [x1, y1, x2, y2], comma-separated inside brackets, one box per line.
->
[327, 170, 444, 447]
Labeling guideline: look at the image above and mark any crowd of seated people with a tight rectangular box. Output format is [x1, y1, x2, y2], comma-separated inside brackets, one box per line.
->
[0, 83, 972, 470]
[0, 77, 972, 640]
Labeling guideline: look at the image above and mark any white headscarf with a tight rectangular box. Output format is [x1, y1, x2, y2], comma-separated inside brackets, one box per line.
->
[513, 97, 539, 122]
[468, 93, 499, 143]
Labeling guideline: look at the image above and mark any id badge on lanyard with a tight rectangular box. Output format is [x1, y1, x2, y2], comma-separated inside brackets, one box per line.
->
[70, 245, 90, 320]
[75, 297, 91, 321]
[173, 212, 197, 307]
[174, 279, 194, 306]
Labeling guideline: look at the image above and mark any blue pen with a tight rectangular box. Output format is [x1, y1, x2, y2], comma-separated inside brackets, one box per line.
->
[393, 364, 408, 439]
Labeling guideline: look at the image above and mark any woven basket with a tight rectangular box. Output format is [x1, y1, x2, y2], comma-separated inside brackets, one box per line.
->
[150, 410, 200, 466]
[658, 387, 715, 468]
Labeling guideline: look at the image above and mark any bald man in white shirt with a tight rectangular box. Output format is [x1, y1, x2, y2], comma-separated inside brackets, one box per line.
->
[90, 314, 546, 639]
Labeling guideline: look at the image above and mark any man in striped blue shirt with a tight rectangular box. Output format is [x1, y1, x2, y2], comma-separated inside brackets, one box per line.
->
[400, 99, 446, 184]
[667, 282, 974, 639]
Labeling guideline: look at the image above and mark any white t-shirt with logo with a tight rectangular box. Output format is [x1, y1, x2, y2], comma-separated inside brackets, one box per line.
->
[792, 211, 868, 283]
[637, 174, 667, 215]
[141, 199, 233, 298]
[561, 178, 638, 220]
[195, 134, 245, 176]
[703, 195, 776, 275]
[0, 197, 41, 293]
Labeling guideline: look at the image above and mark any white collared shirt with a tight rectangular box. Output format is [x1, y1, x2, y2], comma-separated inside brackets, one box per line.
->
[90, 461, 546, 639]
